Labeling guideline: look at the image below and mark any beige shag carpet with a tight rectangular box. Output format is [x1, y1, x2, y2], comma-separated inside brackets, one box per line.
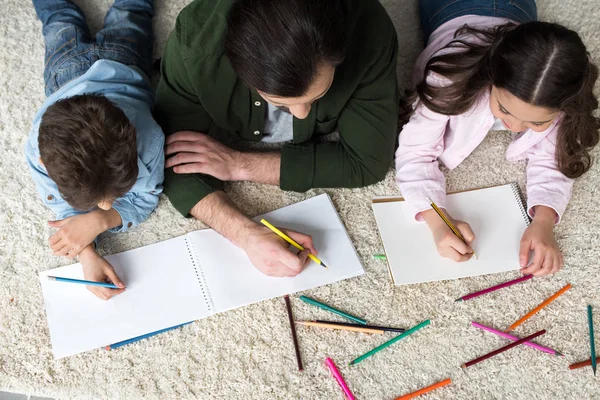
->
[1, 0, 600, 399]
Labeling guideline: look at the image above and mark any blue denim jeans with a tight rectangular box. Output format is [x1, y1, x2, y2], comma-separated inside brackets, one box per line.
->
[419, 0, 537, 43]
[33, 0, 154, 96]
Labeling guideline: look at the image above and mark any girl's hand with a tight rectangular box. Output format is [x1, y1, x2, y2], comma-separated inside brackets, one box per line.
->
[519, 206, 563, 276]
[421, 209, 476, 262]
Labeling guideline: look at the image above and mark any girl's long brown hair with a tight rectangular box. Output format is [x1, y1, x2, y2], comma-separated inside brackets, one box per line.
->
[412, 21, 600, 179]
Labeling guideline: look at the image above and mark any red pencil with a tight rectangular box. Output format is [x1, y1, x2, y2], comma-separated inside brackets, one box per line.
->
[462, 330, 546, 368]
[456, 275, 533, 302]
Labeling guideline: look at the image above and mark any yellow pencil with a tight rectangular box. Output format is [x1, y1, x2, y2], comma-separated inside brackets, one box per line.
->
[260, 219, 328, 269]
[296, 321, 384, 334]
[426, 197, 477, 259]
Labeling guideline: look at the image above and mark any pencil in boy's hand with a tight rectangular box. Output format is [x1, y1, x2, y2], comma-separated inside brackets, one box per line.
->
[426, 197, 477, 259]
[48, 276, 120, 289]
[260, 219, 327, 268]
[588, 305, 597, 376]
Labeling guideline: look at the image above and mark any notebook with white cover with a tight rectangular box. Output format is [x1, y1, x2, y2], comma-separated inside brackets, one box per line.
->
[40, 194, 364, 359]
[372, 184, 530, 286]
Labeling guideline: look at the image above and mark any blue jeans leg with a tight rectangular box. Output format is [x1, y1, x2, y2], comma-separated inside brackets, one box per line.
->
[95, 0, 154, 78]
[32, 0, 93, 96]
[419, 0, 538, 44]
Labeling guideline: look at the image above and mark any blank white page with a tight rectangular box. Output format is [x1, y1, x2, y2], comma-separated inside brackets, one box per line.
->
[372, 184, 529, 285]
[188, 194, 365, 312]
[40, 236, 210, 359]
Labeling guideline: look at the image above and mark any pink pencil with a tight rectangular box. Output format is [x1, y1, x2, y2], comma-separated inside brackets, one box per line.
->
[456, 275, 533, 302]
[472, 322, 562, 356]
[325, 358, 355, 400]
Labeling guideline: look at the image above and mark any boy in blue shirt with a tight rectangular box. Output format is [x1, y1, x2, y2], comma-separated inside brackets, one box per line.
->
[25, 0, 164, 300]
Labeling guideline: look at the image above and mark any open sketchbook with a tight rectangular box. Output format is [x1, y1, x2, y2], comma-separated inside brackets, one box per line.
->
[40, 194, 364, 359]
[372, 184, 530, 286]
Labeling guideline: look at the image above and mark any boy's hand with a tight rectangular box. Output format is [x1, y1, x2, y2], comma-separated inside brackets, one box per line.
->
[519, 206, 563, 276]
[48, 209, 121, 259]
[421, 209, 475, 262]
[79, 245, 126, 300]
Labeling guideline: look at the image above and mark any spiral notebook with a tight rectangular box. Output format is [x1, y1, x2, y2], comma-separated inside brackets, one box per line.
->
[40, 194, 364, 359]
[372, 183, 531, 286]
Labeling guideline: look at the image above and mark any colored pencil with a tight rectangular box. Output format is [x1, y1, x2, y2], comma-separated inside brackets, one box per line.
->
[284, 295, 303, 371]
[297, 321, 384, 334]
[104, 321, 193, 350]
[472, 322, 561, 356]
[315, 320, 406, 333]
[325, 358, 355, 400]
[299, 295, 367, 325]
[456, 275, 532, 302]
[260, 219, 327, 268]
[349, 320, 430, 365]
[426, 197, 477, 259]
[395, 378, 452, 400]
[505, 284, 571, 332]
[48, 275, 120, 289]
[373, 254, 387, 260]
[569, 357, 600, 370]
[462, 330, 546, 368]
[588, 305, 597, 376]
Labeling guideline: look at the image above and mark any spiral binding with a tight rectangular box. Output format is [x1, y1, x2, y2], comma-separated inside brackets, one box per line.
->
[184, 237, 215, 313]
[510, 183, 531, 226]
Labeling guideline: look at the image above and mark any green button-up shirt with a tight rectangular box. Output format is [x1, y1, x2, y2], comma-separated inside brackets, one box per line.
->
[155, 0, 399, 216]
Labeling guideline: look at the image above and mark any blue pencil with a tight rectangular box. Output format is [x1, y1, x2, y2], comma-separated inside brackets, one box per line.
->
[588, 305, 597, 376]
[47, 275, 120, 289]
[104, 322, 194, 350]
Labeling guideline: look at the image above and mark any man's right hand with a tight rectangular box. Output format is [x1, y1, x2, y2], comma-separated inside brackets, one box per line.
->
[421, 208, 475, 262]
[239, 224, 317, 277]
[79, 245, 126, 300]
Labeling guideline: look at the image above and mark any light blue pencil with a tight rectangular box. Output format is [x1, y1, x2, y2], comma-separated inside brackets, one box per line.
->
[47, 276, 120, 289]
[104, 322, 194, 350]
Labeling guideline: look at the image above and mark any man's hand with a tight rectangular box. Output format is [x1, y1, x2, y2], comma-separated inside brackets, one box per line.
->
[48, 209, 121, 259]
[79, 245, 126, 300]
[421, 208, 475, 262]
[240, 224, 317, 277]
[165, 131, 244, 181]
[519, 206, 563, 276]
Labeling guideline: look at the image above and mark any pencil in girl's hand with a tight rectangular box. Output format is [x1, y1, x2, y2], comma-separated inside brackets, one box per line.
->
[456, 275, 533, 302]
[426, 197, 477, 259]
[48, 276, 120, 289]
[260, 219, 328, 268]
[505, 284, 571, 332]
[588, 305, 597, 376]
[461, 330, 546, 368]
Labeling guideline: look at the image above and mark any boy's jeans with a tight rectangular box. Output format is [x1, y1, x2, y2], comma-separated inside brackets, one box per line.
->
[32, 0, 154, 97]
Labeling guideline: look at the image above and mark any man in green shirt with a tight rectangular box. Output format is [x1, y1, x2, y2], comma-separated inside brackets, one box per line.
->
[155, 0, 398, 277]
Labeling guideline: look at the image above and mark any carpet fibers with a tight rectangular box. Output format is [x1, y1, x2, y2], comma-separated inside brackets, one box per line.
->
[1, 1, 599, 399]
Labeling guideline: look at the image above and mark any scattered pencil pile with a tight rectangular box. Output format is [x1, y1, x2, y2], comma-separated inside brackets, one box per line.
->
[283, 275, 597, 399]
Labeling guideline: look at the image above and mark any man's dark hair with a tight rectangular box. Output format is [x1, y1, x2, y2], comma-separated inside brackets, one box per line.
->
[38, 94, 138, 210]
[224, 0, 347, 98]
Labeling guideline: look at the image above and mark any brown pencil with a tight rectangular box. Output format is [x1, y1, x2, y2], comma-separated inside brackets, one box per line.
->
[462, 330, 546, 369]
[284, 295, 303, 371]
[569, 357, 600, 370]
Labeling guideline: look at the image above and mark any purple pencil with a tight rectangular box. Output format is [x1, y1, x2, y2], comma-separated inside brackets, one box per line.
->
[456, 275, 533, 302]
[472, 321, 562, 356]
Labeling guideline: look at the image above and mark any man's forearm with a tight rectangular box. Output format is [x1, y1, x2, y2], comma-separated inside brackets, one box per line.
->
[237, 152, 281, 185]
[190, 190, 258, 248]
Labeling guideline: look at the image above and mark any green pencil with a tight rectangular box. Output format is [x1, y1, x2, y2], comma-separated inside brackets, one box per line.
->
[588, 305, 597, 376]
[373, 254, 387, 260]
[299, 295, 367, 325]
[349, 320, 431, 365]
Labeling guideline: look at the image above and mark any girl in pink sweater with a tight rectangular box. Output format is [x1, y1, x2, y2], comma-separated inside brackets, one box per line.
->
[396, 0, 599, 276]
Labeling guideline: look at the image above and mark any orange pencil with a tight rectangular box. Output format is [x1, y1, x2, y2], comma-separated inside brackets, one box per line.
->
[505, 284, 571, 332]
[395, 378, 452, 399]
[569, 357, 600, 370]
